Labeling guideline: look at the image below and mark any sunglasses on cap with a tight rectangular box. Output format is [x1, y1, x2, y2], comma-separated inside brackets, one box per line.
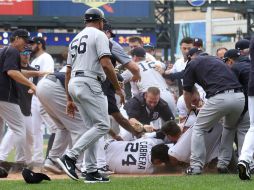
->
[20, 51, 31, 56]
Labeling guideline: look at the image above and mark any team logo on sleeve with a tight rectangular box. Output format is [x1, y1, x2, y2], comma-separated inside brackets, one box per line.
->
[152, 112, 159, 120]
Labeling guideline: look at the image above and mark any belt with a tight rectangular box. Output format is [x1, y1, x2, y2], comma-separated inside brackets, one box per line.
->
[46, 74, 57, 82]
[209, 88, 243, 98]
[75, 71, 102, 82]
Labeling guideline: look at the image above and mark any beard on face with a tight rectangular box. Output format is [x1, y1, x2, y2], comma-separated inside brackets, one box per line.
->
[31, 45, 39, 57]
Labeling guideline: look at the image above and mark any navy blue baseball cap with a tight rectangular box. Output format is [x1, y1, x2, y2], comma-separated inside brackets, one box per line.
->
[223, 49, 241, 62]
[143, 43, 155, 50]
[103, 22, 116, 37]
[193, 38, 203, 48]
[11, 29, 33, 43]
[131, 47, 146, 58]
[187, 47, 203, 58]
[22, 168, 51, 184]
[235, 39, 250, 50]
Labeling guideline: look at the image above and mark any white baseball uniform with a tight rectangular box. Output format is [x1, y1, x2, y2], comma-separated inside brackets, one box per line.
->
[121, 60, 176, 116]
[168, 117, 223, 163]
[105, 138, 163, 174]
[31, 52, 55, 164]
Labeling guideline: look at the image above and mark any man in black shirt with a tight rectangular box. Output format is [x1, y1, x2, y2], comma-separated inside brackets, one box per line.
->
[0, 29, 36, 164]
[124, 87, 174, 132]
[183, 55, 248, 175]
[238, 38, 254, 180]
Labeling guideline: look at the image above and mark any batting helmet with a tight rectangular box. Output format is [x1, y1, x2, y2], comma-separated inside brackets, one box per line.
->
[84, 8, 105, 22]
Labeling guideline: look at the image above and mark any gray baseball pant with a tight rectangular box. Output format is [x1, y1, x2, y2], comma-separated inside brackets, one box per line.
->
[66, 77, 110, 173]
[0, 101, 26, 162]
[37, 78, 87, 160]
[218, 111, 250, 168]
[190, 92, 246, 168]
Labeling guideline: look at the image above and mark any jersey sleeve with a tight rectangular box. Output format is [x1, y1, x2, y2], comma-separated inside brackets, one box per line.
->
[121, 70, 133, 83]
[2, 47, 20, 72]
[111, 40, 131, 65]
[66, 49, 72, 68]
[183, 62, 196, 92]
[95, 32, 111, 59]
[177, 95, 188, 117]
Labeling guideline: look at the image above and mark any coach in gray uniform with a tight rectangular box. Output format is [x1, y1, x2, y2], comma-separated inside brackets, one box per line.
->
[57, 8, 124, 183]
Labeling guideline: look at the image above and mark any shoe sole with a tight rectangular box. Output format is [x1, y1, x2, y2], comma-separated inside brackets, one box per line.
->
[238, 163, 251, 180]
[44, 164, 63, 175]
[84, 180, 110, 184]
[56, 158, 79, 181]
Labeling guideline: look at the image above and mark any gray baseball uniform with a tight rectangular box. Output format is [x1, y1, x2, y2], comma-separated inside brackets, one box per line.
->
[66, 27, 112, 173]
[36, 74, 87, 160]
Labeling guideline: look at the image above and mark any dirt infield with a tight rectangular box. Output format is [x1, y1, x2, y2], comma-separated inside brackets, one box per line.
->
[2, 171, 184, 181]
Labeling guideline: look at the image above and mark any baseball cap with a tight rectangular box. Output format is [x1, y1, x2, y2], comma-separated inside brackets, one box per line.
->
[103, 22, 115, 37]
[235, 39, 250, 50]
[143, 43, 155, 50]
[131, 47, 146, 58]
[223, 49, 241, 62]
[187, 47, 203, 58]
[193, 38, 203, 48]
[11, 29, 33, 43]
[22, 168, 51, 184]
[32, 37, 46, 50]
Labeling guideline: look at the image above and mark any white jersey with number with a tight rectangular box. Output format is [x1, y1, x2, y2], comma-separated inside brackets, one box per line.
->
[168, 122, 222, 163]
[67, 27, 111, 80]
[121, 60, 167, 96]
[31, 52, 54, 81]
[105, 138, 163, 174]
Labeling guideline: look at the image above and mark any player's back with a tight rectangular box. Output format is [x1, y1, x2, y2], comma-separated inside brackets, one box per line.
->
[137, 60, 168, 92]
[69, 27, 108, 79]
[105, 138, 163, 174]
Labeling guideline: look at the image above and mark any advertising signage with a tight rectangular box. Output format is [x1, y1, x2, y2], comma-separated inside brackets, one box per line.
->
[37, 0, 152, 18]
[0, 0, 154, 29]
[0, 0, 33, 15]
[0, 32, 156, 47]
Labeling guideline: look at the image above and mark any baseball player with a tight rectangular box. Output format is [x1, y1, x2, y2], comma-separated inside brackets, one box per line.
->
[0, 48, 35, 167]
[30, 37, 56, 168]
[105, 120, 181, 174]
[57, 8, 124, 183]
[105, 138, 164, 174]
[122, 47, 176, 116]
[238, 38, 254, 180]
[0, 29, 36, 165]
[183, 55, 248, 175]
[36, 72, 86, 174]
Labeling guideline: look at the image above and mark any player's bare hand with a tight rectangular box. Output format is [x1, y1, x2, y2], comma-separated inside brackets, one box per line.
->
[131, 73, 141, 82]
[66, 101, 78, 118]
[143, 125, 155, 133]
[28, 84, 36, 95]
[115, 89, 125, 105]
[113, 135, 123, 141]
[154, 64, 164, 75]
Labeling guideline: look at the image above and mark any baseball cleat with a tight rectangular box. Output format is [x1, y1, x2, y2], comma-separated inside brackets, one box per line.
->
[98, 165, 114, 175]
[44, 158, 63, 174]
[238, 160, 251, 180]
[185, 166, 202, 175]
[84, 171, 110, 183]
[56, 155, 79, 180]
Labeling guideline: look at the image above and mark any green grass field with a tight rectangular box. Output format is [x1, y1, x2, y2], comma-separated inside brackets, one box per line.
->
[1, 175, 254, 190]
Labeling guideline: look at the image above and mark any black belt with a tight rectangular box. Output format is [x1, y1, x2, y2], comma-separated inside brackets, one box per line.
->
[209, 88, 243, 98]
[46, 74, 57, 82]
[75, 71, 102, 82]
